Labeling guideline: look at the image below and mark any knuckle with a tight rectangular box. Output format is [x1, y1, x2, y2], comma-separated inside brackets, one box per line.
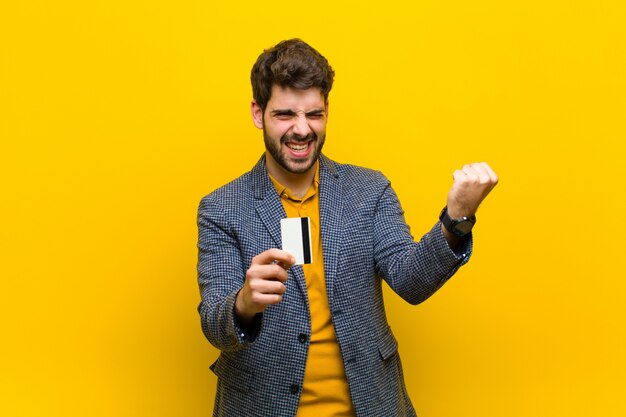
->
[247, 264, 262, 277]
[245, 268, 255, 280]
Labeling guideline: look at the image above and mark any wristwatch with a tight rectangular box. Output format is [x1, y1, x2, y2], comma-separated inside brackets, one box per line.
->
[439, 206, 476, 237]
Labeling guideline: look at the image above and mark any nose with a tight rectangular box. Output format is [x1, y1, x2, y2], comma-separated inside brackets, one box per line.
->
[291, 114, 312, 138]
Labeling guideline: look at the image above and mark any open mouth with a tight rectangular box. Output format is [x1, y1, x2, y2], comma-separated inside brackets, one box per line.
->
[286, 142, 309, 152]
[284, 140, 313, 157]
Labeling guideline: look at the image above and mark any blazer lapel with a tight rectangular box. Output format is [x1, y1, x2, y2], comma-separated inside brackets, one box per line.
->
[252, 156, 284, 248]
[318, 155, 342, 309]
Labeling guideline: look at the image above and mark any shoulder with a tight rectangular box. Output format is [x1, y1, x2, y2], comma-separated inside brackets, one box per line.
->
[199, 170, 254, 213]
[340, 164, 388, 186]
[322, 155, 390, 191]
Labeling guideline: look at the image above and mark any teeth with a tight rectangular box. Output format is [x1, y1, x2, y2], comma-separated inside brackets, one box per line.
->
[286, 143, 308, 151]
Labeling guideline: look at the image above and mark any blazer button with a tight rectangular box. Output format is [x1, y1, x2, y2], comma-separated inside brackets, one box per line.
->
[298, 333, 308, 343]
[290, 384, 300, 394]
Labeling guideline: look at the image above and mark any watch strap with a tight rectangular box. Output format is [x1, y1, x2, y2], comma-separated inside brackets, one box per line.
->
[439, 206, 476, 237]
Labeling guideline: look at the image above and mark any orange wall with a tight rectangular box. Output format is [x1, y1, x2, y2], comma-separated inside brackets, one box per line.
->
[1, 1, 625, 416]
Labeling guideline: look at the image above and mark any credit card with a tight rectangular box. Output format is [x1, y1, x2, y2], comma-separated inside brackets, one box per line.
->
[280, 217, 312, 265]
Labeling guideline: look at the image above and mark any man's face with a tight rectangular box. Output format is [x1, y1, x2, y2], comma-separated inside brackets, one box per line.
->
[252, 85, 328, 176]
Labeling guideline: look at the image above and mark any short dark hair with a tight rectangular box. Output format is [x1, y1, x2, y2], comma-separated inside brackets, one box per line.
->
[251, 39, 335, 113]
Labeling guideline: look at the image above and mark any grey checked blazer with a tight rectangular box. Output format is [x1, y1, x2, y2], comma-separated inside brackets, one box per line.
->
[197, 154, 471, 417]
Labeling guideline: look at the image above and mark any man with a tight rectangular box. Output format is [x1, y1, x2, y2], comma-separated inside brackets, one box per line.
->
[197, 39, 498, 417]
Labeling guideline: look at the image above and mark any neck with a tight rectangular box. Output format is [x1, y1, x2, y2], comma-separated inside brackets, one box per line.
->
[265, 153, 317, 198]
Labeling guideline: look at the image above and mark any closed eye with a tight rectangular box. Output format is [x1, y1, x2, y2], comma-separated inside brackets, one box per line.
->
[306, 111, 325, 120]
[270, 109, 325, 120]
[271, 110, 296, 120]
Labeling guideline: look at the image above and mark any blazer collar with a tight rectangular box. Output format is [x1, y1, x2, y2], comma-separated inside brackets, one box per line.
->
[250, 153, 339, 199]
[251, 155, 271, 200]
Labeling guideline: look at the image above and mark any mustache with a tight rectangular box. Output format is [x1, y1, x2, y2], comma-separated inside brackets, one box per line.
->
[281, 133, 317, 144]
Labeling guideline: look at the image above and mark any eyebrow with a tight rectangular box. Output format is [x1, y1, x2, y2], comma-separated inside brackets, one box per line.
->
[270, 108, 325, 116]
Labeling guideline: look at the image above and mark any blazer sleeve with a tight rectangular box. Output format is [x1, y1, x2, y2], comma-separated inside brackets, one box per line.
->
[372, 179, 472, 305]
[197, 195, 259, 352]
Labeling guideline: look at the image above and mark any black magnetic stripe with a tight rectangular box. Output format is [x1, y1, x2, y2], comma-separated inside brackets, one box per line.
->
[300, 217, 311, 264]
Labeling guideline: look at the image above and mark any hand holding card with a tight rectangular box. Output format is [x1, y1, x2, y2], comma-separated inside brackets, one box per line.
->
[234, 248, 295, 326]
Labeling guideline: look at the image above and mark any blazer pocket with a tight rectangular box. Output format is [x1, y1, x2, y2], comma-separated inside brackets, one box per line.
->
[377, 329, 399, 361]
[210, 355, 254, 393]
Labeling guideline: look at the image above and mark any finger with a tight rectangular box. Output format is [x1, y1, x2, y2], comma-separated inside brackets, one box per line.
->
[247, 263, 289, 283]
[261, 281, 286, 295]
[273, 259, 292, 270]
[478, 162, 499, 184]
[467, 163, 493, 184]
[461, 164, 481, 182]
[251, 248, 296, 267]
[251, 293, 284, 306]
[452, 169, 466, 183]
[250, 279, 286, 295]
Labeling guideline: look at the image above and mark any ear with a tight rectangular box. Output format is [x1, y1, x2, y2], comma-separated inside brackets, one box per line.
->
[325, 101, 329, 121]
[251, 100, 264, 129]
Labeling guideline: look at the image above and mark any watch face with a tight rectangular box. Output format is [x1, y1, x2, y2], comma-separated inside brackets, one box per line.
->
[455, 220, 474, 234]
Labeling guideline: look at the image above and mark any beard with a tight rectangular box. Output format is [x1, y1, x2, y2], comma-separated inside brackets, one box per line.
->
[263, 127, 325, 175]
